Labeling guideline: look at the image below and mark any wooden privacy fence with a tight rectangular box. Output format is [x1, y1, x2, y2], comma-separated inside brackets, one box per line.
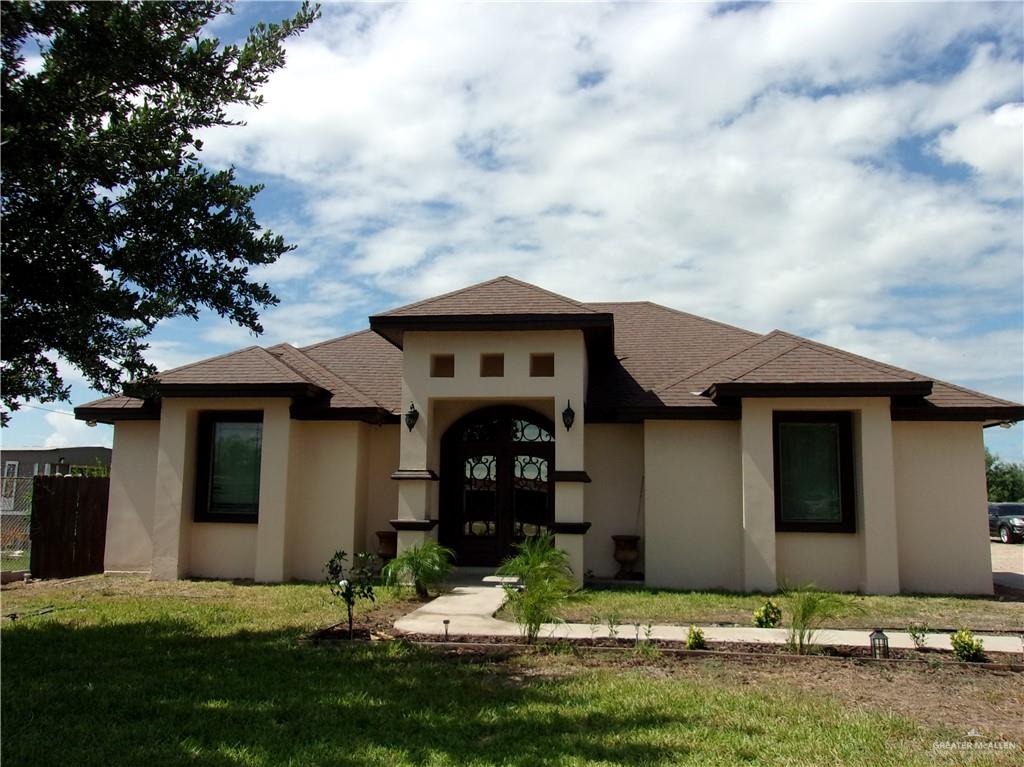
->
[30, 476, 109, 579]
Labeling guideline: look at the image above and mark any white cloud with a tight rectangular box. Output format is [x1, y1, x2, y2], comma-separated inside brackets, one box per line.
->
[936, 103, 1024, 197]
[43, 412, 112, 449]
[185, 3, 1022, 405]
[144, 340, 209, 373]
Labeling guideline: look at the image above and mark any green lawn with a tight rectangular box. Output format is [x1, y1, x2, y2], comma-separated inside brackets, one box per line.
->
[0, 549, 30, 572]
[2, 577, 1020, 766]
[555, 587, 1024, 633]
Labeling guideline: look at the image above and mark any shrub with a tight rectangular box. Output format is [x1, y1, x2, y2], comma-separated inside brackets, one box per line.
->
[686, 625, 707, 650]
[497, 533, 577, 643]
[752, 598, 783, 628]
[324, 550, 376, 639]
[950, 628, 986, 663]
[382, 541, 455, 600]
[907, 623, 929, 650]
[782, 585, 859, 655]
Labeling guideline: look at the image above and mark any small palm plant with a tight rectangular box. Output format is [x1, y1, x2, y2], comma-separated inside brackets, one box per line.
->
[782, 584, 860, 655]
[497, 532, 578, 643]
[382, 540, 455, 599]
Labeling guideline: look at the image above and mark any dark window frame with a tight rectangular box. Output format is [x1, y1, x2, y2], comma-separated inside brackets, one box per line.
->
[194, 410, 264, 524]
[773, 411, 856, 534]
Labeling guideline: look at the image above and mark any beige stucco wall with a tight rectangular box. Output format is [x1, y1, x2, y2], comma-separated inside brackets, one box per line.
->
[643, 420, 744, 590]
[363, 424, 400, 551]
[584, 424, 644, 578]
[893, 421, 992, 594]
[284, 420, 364, 582]
[104, 421, 160, 572]
[190, 523, 257, 579]
[741, 397, 900, 594]
[775, 533, 862, 591]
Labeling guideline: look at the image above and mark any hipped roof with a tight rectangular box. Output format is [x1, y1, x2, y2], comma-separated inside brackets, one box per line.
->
[75, 276, 1024, 425]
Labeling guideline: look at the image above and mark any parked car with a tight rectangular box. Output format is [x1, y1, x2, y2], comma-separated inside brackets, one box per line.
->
[988, 503, 1024, 543]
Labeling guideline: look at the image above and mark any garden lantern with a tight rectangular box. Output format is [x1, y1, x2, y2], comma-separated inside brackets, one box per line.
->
[870, 628, 889, 659]
[443, 618, 450, 640]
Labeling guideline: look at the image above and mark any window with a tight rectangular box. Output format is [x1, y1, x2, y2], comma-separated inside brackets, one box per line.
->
[2, 461, 18, 507]
[480, 353, 504, 377]
[195, 412, 263, 523]
[431, 354, 455, 378]
[773, 411, 855, 533]
[529, 353, 554, 377]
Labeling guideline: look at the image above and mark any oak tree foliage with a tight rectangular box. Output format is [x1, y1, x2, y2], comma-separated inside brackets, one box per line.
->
[1, 0, 319, 423]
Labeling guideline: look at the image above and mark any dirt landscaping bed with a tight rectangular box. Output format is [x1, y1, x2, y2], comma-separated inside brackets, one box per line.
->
[394, 631, 1024, 669]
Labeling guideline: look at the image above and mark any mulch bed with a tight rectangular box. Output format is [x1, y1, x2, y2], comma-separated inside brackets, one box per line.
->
[383, 631, 1024, 670]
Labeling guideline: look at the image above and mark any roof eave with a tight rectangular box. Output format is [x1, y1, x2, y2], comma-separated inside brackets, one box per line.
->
[705, 380, 934, 402]
[892, 405, 1024, 423]
[74, 402, 161, 424]
[289, 403, 399, 424]
[369, 311, 614, 341]
[150, 382, 329, 399]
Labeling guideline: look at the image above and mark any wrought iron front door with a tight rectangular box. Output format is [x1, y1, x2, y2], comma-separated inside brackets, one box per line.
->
[440, 407, 555, 566]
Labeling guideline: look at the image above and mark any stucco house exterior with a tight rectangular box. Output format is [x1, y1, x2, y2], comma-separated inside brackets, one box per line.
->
[75, 277, 1024, 594]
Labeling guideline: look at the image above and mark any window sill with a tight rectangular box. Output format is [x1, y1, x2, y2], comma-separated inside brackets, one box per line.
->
[775, 524, 856, 534]
[194, 514, 259, 525]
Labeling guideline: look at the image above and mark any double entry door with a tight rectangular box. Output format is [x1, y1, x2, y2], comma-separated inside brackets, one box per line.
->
[439, 408, 555, 567]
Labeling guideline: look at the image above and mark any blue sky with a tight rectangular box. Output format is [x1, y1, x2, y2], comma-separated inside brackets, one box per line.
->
[5, 2, 1023, 462]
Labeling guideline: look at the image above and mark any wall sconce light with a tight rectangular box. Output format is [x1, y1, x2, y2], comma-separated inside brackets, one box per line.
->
[405, 402, 419, 432]
[562, 400, 575, 431]
[869, 628, 889, 659]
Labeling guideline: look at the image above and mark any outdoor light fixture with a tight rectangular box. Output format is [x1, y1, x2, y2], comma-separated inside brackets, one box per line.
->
[869, 628, 889, 659]
[405, 402, 419, 432]
[562, 400, 575, 431]
[443, 618, 450, 640]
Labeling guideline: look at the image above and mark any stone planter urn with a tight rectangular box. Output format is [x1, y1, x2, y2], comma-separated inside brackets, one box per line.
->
[611, 534, 641, 580]
[376, 530, 398, 563]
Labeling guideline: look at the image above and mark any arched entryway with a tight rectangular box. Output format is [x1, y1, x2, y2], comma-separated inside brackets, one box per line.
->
[439, 406, 555, 566]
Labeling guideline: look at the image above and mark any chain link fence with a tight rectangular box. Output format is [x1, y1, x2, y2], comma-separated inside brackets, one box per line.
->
[1, 477, 33, 573]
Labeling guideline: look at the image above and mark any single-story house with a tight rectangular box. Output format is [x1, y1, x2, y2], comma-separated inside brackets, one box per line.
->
[76, 276, 1024, 594]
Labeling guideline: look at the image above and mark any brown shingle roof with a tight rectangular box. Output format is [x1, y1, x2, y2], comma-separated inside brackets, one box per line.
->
[74, 278, 1024, 425]
[158, 345, 310, 386]
[301, 330, 403, 413]
[377, 276, 600, 317]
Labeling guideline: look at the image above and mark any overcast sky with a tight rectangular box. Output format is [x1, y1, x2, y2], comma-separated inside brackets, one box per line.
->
[7, 1, 1023, 461]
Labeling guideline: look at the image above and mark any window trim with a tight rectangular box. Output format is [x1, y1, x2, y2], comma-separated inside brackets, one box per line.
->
[194, 410, 264, 524]
[773, 411, 856, 534]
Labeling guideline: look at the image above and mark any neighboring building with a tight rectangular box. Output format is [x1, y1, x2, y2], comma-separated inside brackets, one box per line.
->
[1, 446, 112, 479]
[1, 446, 112, 512]
[75, 277, 1023, 594]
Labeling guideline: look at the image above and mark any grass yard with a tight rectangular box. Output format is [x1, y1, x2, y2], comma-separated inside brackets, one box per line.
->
[2, 576, 1021, 767]
[0, 549, 30, 572]
[555, 587, 1024, 633]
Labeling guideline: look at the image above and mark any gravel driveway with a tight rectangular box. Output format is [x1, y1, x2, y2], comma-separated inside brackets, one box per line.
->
[990, 541, 1024, 591]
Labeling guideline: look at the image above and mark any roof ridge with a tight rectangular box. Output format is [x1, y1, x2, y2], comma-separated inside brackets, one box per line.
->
[269, 343, 381, 408]
[772, 331, 927, 381]
[635, 301, 762, 339]
[714, 336, 805, 383]
[657, 331, 786, 393]
[155, 345, 261, 377]
[376, 275, 599, 316]
[252, 345, 315, 384]
[299, 327, 374, 352]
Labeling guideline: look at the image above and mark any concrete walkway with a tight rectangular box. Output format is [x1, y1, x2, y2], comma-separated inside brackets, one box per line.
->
[394, 574, 1024, 654]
